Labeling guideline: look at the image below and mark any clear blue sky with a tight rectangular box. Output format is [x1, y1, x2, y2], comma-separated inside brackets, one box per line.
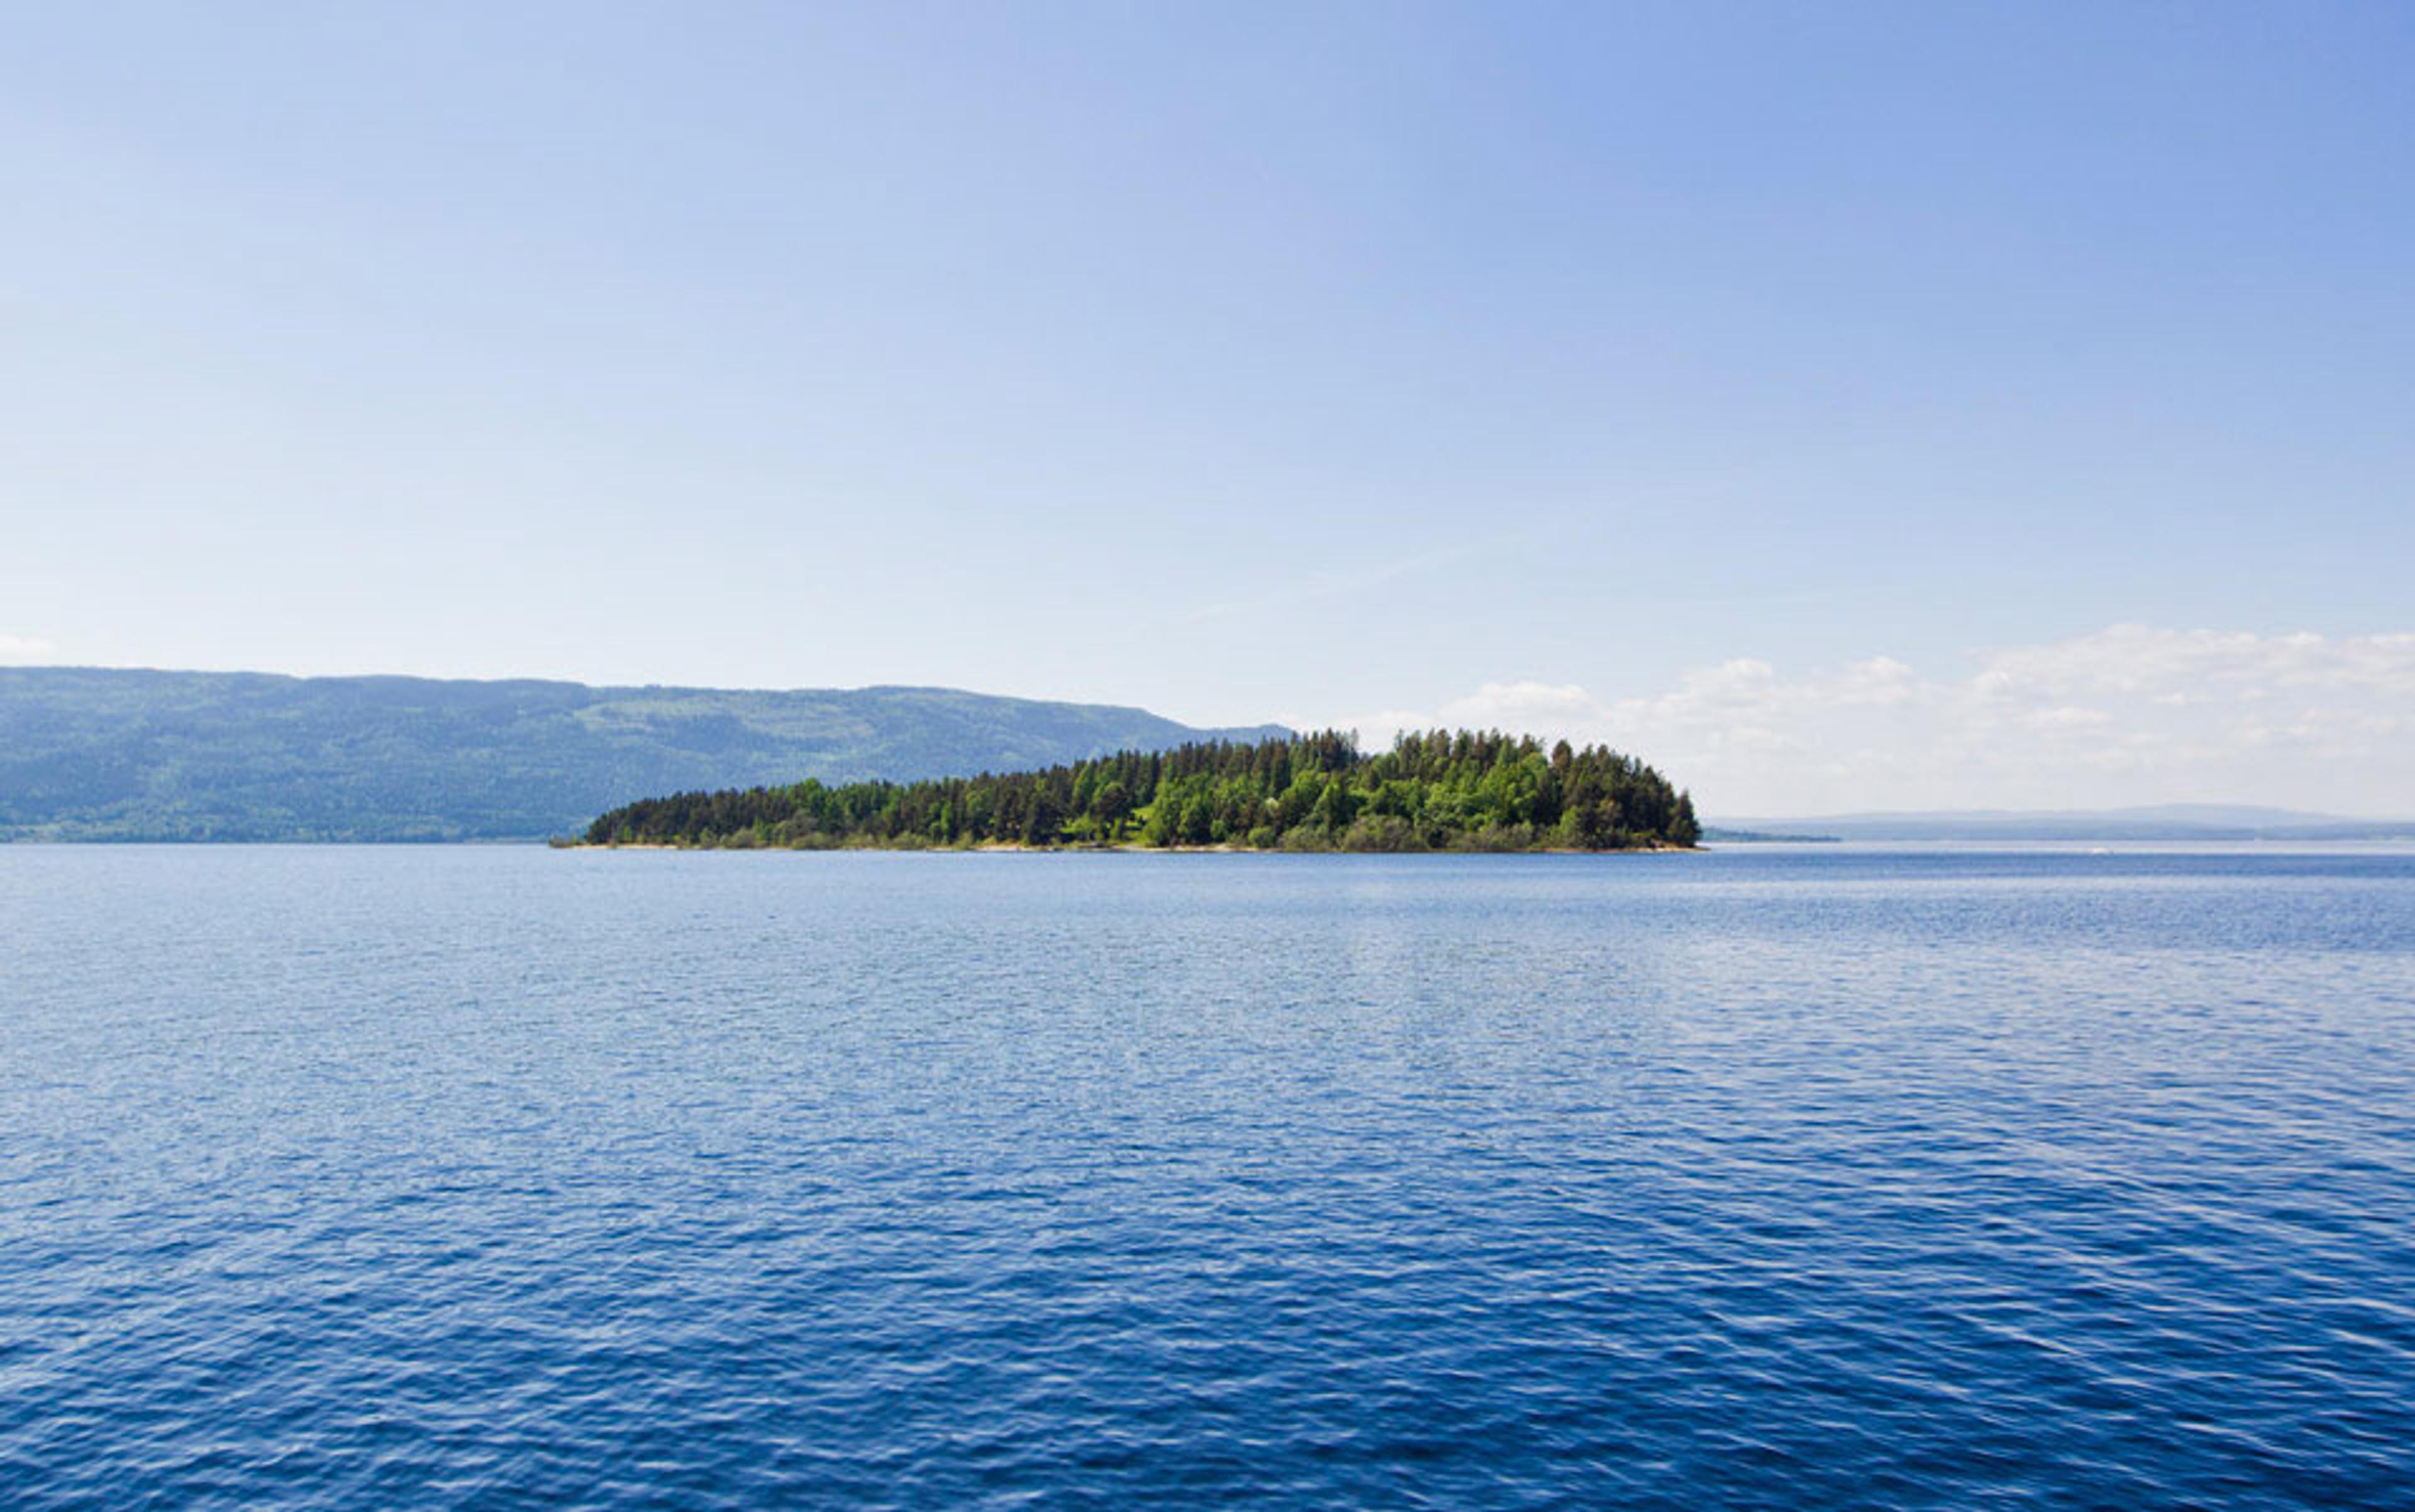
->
[4, 3, 2410, 812]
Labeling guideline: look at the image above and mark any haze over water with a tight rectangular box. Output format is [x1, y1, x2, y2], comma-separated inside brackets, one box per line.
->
[4, 845, 2411, 1508]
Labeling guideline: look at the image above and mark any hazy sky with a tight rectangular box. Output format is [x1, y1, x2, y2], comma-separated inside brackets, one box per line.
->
[4, 3, 2410, 814]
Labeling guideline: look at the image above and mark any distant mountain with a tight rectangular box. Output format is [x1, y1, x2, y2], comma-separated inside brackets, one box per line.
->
[0, 667, 1289, 842]
[1698, 826, 1840, 844]
[1710, 804, 2415, 842]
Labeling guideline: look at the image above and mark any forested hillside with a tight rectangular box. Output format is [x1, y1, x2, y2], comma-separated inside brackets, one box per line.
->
[587, 730, 1699, 852]
[0, 668, 1285, 841]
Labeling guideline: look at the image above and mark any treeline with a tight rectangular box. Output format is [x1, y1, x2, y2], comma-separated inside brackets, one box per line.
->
[582, 730, 1699, 852]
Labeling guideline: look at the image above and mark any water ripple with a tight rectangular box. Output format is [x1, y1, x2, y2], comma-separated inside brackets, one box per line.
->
[2, 845, 2411, 1508]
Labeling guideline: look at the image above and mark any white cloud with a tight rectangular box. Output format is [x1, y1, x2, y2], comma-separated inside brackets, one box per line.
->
[0, 634, 58, 663]
[1326, 624, 2415, 817]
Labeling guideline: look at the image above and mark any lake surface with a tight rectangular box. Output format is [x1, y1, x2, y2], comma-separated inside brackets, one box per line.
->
[4, 845, 2411, 1509]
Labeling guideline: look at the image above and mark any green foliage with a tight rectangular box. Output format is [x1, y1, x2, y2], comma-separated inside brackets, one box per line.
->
[586, 730, 1701, 852]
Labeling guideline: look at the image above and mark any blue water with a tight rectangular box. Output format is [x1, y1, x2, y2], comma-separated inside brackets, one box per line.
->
[4, 846, 2411, 1509]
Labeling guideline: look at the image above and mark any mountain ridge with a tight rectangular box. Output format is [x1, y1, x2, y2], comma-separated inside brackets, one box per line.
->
[0, 666, 1287, 842]
[1711, 804, 2415, 842]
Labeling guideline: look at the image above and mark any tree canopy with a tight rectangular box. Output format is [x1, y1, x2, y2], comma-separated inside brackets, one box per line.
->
[582, 730, 1699, 852]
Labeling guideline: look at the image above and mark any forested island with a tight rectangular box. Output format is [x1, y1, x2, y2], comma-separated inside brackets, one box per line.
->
[582, 730, 1699, 852]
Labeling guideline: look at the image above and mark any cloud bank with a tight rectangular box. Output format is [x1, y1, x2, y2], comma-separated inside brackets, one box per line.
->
[0, 634, 58, 664]
[1327, 625, 2415, 818]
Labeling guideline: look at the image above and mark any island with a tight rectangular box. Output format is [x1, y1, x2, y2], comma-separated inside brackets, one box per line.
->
[579, 730, 1699, 852]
